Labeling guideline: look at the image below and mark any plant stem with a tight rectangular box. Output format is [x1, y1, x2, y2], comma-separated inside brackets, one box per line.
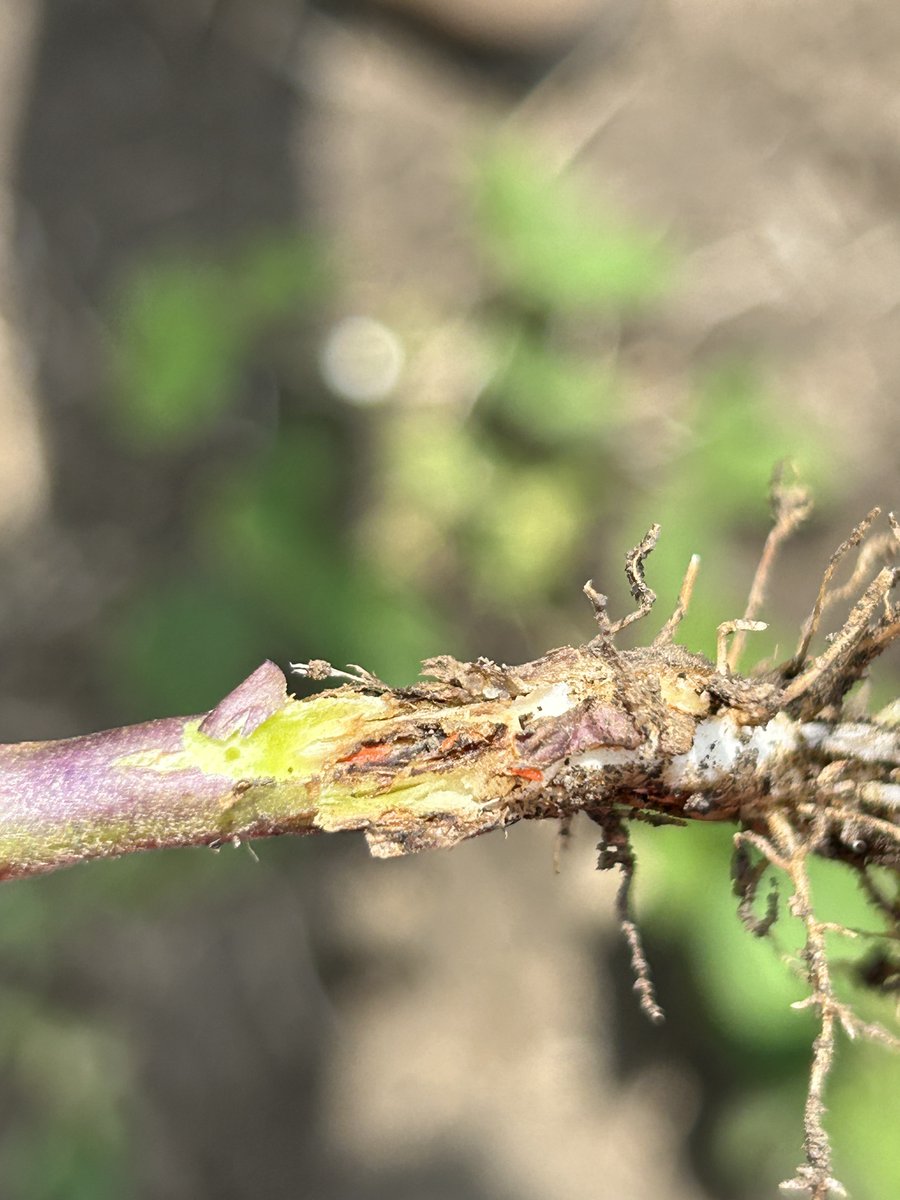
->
[1, 637, 896, 882]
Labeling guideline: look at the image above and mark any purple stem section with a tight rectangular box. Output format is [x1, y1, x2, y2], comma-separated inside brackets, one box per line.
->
[0, 662, 313, 880]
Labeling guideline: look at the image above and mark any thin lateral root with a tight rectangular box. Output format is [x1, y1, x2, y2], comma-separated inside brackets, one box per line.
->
[654, 553, 701, 646]
[782, 564, 899, 712]
[609, 524, 661, 636]
[766, 812, 846, 1200]
[290, 660, 388, 688]
[593, 813, 664, 1024]
[583, 580, 612, 636]
[729, 464, 812, 671]
[790, 507, 881, 671]
[717, 619, 768, 674]
[732, 839, 780, 937]
[553, 815, 573, 875]
[616, 864, 665, 1025]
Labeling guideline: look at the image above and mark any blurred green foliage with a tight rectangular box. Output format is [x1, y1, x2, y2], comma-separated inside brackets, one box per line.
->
[4, 136, 893, 1198]
[0, 958, 129, 1199]
[112, 234, 325, 449]
[475, 139, 670, 311]
[0, 989, 128, 1200]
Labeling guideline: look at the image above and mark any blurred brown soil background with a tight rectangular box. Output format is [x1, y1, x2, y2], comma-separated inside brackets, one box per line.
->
[0, 2, 897, 1198]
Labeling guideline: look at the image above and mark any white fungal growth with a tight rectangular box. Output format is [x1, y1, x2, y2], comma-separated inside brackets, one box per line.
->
[531, 682, 573, 718]
[665, 712, 798, 789]
[517, 681, 574, 721]
[799, 722, 900, 766]
[569, 712, 800, 786]
[571, 746, 643, 771]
